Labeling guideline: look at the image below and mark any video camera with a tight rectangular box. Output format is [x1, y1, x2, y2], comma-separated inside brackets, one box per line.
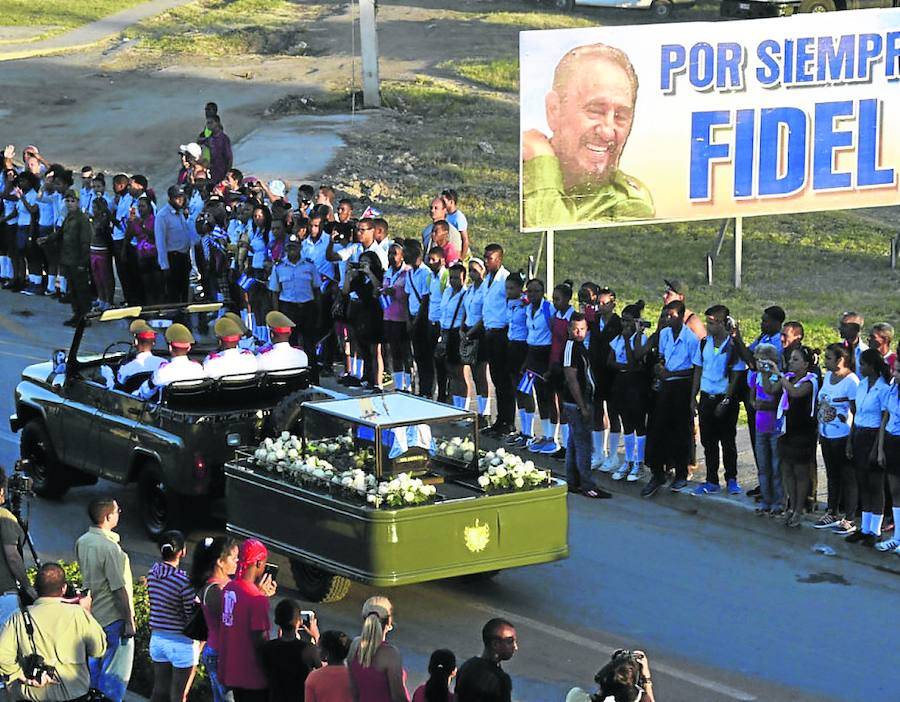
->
[21, 652, 58, 684]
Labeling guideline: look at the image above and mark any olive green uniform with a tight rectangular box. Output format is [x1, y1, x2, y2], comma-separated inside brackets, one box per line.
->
[0, 597, 107, 702]
[53, 210, 93, 318]
[522, 154, 655, 229]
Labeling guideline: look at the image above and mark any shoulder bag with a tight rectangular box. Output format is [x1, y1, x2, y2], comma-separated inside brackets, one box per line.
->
[435, 292, 465, 360]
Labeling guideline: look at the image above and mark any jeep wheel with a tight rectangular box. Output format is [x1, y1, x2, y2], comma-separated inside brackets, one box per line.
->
[650, 0, 673, 18]
[290, 560, 352, 603]
[21, 420, 69, 498]
[271, 388, 342, 436]
[138, 463, 186, 538]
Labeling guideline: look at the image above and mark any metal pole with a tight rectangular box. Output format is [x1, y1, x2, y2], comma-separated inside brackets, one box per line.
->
[358, 0, 381, 107]
[546, 229, 555, 293]
[706, 254, 713, 286]
[733, 216, 743, 289]
[892, 235, 898, 270]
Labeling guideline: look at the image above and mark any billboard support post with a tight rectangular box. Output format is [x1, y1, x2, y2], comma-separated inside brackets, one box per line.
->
[546, 229, 555, 293]
[733, 216, 743, 289]
[359, 0, 381, 107]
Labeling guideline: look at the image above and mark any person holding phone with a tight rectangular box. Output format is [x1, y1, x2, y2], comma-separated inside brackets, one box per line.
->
[219, 540, 278, 702]
[260, 599, 321, 702]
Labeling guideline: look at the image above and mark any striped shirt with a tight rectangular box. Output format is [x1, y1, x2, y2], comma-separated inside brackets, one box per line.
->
[147, 561, 196, 633]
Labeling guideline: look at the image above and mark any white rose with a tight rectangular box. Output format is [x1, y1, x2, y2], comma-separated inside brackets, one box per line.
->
[254, 448, 267, 462]
[264, 438, 274, 448]
[378, 483, 390, 495]
[280, 431, 291, 441]
[514, 477, 525, 488]
[403, 491, 416, 503]
[524, 460, 535, 471]
[485, 451, 495, 461]
[490, 457, 502, 467]
[287, 448, 299, 459]
[495, 467, 507, 479]
[496, 448, 506, 456]
[341, 476, 353, 487]
[477, 475, 490, 487]
[266, 451, 276, 463]
[446, 446, 458, 457]
[463, 450, 474, 462]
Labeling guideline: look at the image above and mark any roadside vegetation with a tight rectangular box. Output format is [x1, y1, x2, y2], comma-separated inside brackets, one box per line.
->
[116, 0, 328, 65]
[0, 0, 146, 43]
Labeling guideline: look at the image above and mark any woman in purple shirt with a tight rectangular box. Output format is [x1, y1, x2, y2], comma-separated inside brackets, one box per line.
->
[381, 243, 411, 391]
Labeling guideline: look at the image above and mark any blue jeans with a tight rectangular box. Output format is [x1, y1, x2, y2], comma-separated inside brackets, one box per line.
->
[564, 402, 593, 490]
[755, 431, 784, 510]
[89, 620, 134, 702]
[201, 646, 234, 702]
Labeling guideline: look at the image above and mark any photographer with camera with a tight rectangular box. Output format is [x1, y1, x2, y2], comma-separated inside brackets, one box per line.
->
[566, 649, 656, 702]
[0, 468, 37, 622]
[0, 563, 106, 702]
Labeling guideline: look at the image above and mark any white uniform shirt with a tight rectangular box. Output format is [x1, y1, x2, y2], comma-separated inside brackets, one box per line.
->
[136, 355, 205, 400]
[256, 342, 309, 372]
[117, 351, 165, 385]
[203, 347, 259, 379]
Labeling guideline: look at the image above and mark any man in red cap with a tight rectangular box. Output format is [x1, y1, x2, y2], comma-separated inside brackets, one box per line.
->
[219, 540, 277, 702]
[256, 311, 308, 372]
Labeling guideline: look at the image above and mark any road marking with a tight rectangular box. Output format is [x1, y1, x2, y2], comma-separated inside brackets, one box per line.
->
[469, 602, 757, 701]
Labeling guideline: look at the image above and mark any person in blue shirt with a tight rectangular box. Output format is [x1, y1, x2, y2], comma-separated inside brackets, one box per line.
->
[875, 361, 900, 553]
[638, 299, 702, 497]
[155, 185, 195, 303]
[691, 305, 742, 496]
[13, 172, 40, 295]
[270, 234, 321, 381]
[503, 272, 532, 448]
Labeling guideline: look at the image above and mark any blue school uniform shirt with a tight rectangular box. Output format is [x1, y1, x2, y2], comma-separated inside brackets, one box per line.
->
[525, 299, 553, 347]
[405, 263, 431, 318]
[658, 325, 702, 379]
[507, 298, 528, 342]
[854, 376, 890, 429]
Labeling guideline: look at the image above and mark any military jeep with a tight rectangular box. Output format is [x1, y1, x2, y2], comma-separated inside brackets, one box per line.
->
[10, 302, 342, 537]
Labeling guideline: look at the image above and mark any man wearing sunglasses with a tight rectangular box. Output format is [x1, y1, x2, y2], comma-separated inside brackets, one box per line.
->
[455, 618, 517, 702]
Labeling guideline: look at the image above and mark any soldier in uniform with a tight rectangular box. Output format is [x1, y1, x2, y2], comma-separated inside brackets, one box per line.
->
[116, 320, 165, 387]
[521, 42, 654, 229]
[135, 323, 206, 399]
[223, 311, 260, 352]
[203, 317, 258, 378]
[256, 311, 308, 372]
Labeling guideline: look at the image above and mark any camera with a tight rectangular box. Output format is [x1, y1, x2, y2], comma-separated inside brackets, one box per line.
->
[635, 319, 651, 330]
[63, 582, 90, 600]
[347, 262, 362, 271]
[8, 471, 33, 496]
[21, 653, 58, 684]
[300, 609, 315, 628]
[725, 315, 736, 332]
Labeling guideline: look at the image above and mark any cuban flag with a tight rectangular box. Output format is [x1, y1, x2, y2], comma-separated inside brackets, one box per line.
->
[517, 370, 537, 394]
[379, 293, 392, 310]
[360, 205, 382, 220]
[237, 273, 256, 291]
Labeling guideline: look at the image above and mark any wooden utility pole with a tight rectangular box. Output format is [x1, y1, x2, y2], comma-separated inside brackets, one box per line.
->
[358, 0, 381, 107]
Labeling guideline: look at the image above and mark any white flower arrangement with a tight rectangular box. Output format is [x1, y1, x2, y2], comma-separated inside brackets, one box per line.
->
[436, 436, 476, 463]
[366, 472, 438, 508]
[476, 448, 550, 492]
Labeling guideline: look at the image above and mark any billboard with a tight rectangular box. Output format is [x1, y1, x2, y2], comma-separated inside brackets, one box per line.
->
[520, 10, 900, 232]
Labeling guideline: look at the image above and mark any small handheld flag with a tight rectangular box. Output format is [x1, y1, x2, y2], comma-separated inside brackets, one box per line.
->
[237, 273, 256, 291]
[360, 205, 382, 220]
[517, 370, 537, 394]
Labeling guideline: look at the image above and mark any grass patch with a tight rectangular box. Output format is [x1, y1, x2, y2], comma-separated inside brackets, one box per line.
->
[0, 0, 146, 42]
[121, 0, 326, 63]
[443, 58, 518, 92]
[472, 10, 598, 30]
[308, 71, 900, 354]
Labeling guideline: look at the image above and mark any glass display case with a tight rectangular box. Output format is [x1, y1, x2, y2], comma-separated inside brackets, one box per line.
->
[302, 394, 478, 479]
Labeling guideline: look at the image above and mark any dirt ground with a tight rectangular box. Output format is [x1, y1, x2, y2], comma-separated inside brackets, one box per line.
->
[0, 0, 554, 186]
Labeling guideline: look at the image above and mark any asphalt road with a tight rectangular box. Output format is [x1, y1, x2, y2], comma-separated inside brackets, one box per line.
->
[0, 293, 895, 701]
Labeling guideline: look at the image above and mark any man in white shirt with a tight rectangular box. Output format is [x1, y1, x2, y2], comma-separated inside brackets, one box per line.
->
[136, 324, 206, 400]
[112, 320, 165, 389]
[203, 317, 258, 378]
[325, 218, 388, 270]
[257, 311, 309, 371]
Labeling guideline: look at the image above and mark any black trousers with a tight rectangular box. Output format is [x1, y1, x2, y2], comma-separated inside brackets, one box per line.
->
[429, 321, 448, 401]
[820, 435, 855, 517]
[279, 300, 320, 383]
[64, 264, 92, 319]
[646, 377, 693, 481]
[165, 250, 191, 303]
[411, 313, 433, 396]
[486, 327, 513, 427]
[112, 239, 141, 304]
[698, 392, 739, 484]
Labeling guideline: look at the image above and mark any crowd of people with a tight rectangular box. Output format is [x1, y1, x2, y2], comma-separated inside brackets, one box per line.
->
[0, 484, 657, 702]
[4, 100, 900, 547]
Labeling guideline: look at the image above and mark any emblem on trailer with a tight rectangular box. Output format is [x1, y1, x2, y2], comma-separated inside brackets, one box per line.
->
[464, 518, 490, 553]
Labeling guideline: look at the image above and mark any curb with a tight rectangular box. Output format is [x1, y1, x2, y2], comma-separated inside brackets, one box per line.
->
[0, 41, 102, 63]
[484, 436, 900, 578]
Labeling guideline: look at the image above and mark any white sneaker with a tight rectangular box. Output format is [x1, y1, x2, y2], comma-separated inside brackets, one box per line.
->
[626, 462, 643, 482]
[599, 453, 620, 473]
[611, 462, 630, 481]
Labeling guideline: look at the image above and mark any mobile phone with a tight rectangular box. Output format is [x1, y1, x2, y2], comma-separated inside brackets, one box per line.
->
[263, 563, 279, 582]
[300, 610, 315, 628]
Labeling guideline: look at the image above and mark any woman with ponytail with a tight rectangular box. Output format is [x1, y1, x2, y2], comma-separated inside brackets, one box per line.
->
[412, 649, 456, 702]
[147, 530, 200, 702]
[348, 596, 409, 702]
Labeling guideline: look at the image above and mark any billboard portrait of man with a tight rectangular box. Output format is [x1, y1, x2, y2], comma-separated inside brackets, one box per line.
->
[522, 42, 655, 230]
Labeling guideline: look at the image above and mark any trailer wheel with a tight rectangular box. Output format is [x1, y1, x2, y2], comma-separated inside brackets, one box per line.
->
[650, 0, 673, 18]
[290, 561, 352, 603]
[799, 0, 835, 10]
[270, 388, 341, 437]
[553, 0, 575, 11]
[21, 420, 70, 498]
